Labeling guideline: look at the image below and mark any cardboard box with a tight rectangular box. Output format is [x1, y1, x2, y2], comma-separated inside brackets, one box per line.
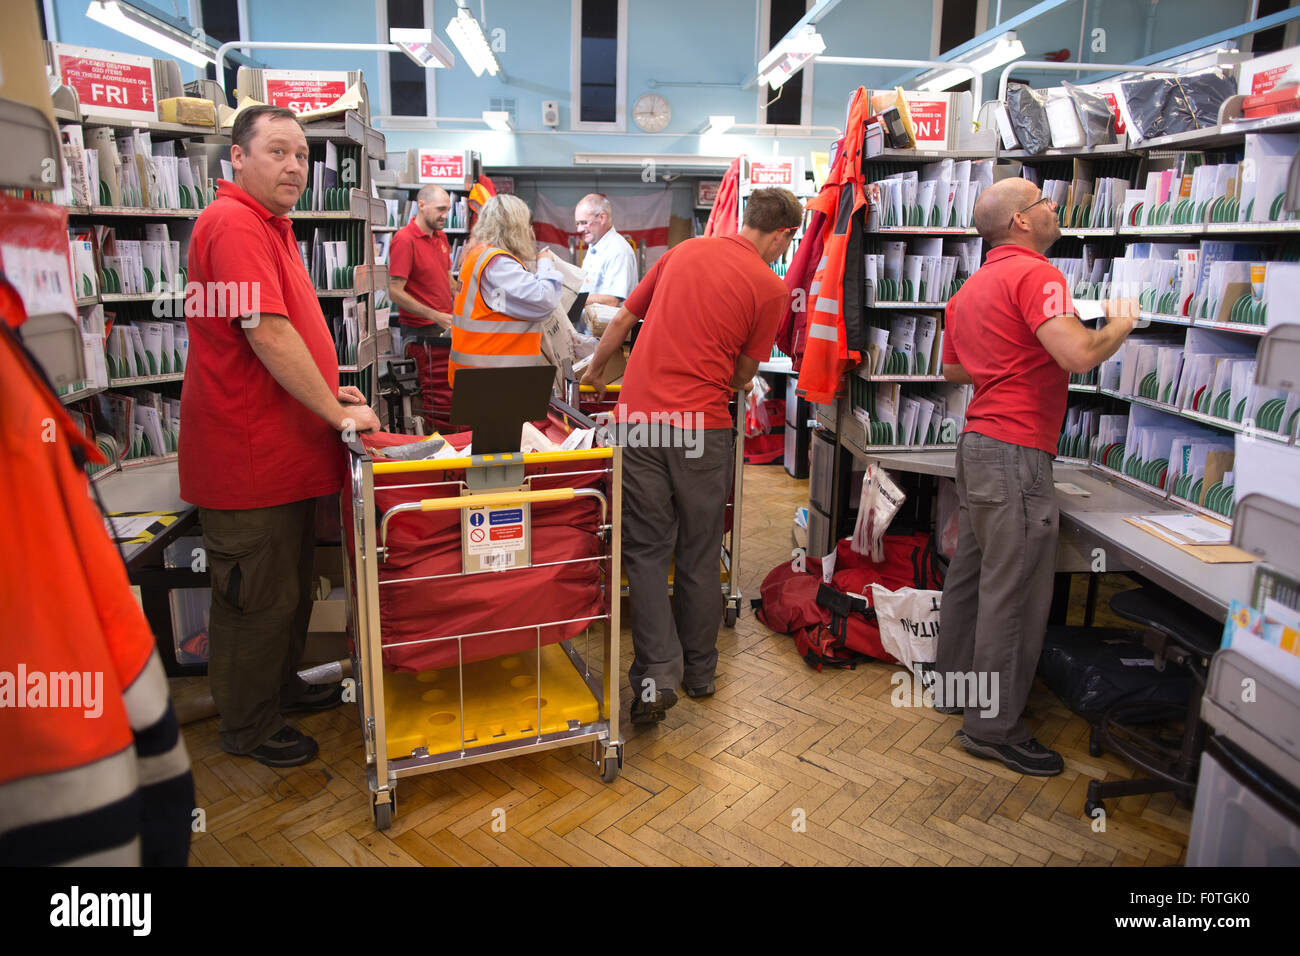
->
[158, 96, 216, 127]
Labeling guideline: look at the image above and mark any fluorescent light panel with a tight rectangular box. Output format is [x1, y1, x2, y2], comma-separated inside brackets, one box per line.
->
[917, 32, 1024, 91]
[702, 114, 736, 134]
[389, 27, 455, 69]
[482, 110, 512, 131]
[445, 7, 500, 77]
[86, 0, 216, 66]
[757, 26, 825, 90]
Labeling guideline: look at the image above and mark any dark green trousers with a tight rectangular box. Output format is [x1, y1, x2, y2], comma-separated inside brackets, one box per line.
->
[200, 498, 317, 753]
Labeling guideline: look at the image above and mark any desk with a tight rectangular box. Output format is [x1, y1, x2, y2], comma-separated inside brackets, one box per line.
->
[1053, 467, 1246, 620]
[97, 461, 207, 676]
[853, 450, 1243, 620]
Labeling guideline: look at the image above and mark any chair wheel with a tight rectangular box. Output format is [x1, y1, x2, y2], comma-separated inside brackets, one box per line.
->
[1088, 739, 1103, 758]
[1085, 799, 1104, 818]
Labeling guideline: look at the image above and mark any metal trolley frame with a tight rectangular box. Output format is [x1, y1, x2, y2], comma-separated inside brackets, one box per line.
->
[566, 381, 748, 627]
[342, 429, 623, 830]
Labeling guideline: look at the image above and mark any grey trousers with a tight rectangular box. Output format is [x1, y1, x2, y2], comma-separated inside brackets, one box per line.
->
[200, 498, 317, 753]
[936, 432, 1059, 744]
[620, 427, 735, 700]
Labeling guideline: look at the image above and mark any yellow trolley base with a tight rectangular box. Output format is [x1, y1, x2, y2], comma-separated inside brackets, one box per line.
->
[383, 644, 602, 761]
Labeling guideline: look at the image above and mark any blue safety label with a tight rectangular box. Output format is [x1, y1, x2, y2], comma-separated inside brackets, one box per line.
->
[490, 509, 523, 525]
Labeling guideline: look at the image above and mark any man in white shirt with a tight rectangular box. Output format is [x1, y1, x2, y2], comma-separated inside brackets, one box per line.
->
[576, 193, 639, 307]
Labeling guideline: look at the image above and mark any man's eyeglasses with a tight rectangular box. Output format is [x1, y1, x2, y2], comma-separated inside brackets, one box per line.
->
[1009, 195, 1054, 231]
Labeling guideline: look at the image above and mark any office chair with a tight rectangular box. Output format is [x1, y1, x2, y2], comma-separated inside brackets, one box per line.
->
[1084, 586, 1223, 817]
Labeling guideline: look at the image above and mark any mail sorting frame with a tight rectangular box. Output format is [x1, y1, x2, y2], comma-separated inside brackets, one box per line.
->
[566, 381, 749, 628]
[343, 436, 623, 830]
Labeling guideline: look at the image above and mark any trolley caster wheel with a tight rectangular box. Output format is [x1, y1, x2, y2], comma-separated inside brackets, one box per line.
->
[1084, 800, 1105, 819]
[373, 800, 393, 830]
[724, 605, 738, 628]
[1088, 730, 1103, 759]
[600, 757, 620, 784]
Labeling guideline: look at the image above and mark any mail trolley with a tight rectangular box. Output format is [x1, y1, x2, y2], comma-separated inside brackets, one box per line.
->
[341, 411, 623, 829]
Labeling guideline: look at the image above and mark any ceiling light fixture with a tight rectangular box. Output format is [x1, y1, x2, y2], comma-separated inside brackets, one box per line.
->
[85, 0, 218, 67]
[445, 3, 500, 77]
[916, 32, 1025, 91]
[482, 110, 513, 131]
[701, 114, 736, 135]
[756, 26, 826, 90]
[389, 27, 455, 69]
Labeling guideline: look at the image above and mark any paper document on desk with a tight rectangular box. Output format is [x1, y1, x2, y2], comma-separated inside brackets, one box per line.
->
[1135, 513, 1231, 545]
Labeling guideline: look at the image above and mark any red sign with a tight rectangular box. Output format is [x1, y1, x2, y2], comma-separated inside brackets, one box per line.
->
[1251, 64, 1292, 96]
[489, 526, 523, 542]
[265, 77, 346, 115]
[907, 99, 949, 145]
[696, 180, 721, 206]
[57, 52, 155, 116]
[419, 150, 465, 183]
[750, 161, 794, 187]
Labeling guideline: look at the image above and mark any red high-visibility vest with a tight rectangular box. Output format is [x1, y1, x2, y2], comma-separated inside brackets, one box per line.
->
[796, 87, 873, 404]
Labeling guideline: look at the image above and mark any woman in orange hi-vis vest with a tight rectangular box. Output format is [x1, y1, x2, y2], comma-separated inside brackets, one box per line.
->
[448, 194, 563, 386]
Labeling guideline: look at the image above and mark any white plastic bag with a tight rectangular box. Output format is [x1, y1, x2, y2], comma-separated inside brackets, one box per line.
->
[852, 464, 905, 560]
[871, 585, 941, 670]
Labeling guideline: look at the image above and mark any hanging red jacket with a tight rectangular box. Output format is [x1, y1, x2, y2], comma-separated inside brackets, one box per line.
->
[796, 87, 872, 404]
[774, 205, 827, 370]
[703, 157, 741, 238]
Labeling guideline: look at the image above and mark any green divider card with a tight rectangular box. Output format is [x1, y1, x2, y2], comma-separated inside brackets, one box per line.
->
[1212, 390, 1232, 419]
[1271, 193, 1286, 221]
[1233, 397, 1248, 423]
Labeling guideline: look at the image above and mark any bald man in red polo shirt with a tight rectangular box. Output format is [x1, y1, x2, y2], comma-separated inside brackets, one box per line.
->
[938, 176, 1136, 776]
[180, 105, 380, 768]
[582, 188, 802, 725]
[388, 184, 457, 432]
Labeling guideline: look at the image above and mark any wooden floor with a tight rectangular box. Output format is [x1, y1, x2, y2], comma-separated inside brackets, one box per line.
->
[178, 464, 1191, 866]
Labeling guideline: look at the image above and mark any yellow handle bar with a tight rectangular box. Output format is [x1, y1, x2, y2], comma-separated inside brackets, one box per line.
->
[419, 488, 575, 511]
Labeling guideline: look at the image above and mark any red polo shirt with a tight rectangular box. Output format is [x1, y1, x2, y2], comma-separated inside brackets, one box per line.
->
[941, 244, 1072, 455]
[618, 235, 789, 430]
[179, 180, 343, 509]
[388, 219, 452, 328]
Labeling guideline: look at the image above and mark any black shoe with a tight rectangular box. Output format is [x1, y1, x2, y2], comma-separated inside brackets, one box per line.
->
[955, 730, 1064, 777]
[630, 688, 678, 726]
[933, 704, 963, 716]
[682, 680, 716, 699]
[249, 726, 320, 768]
[281, 681, 345, 714]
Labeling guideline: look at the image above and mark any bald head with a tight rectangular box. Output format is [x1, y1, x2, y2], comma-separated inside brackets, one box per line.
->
[576, 193, 613, 244]
[415, 185, 451, 232]
[973, 176, 1059, 252]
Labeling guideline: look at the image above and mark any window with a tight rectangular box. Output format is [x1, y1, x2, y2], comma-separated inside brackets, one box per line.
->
[375, 0, 436, 123]
[930, 0, 986, 94]
[1252, 0, 1294, 55]
[571, 0, 627, 131]
[193, 0, 246, 95]
[758, 0, 813, 128]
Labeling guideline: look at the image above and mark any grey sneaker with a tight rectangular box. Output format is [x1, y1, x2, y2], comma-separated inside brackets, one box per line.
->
[933, 704, 963, 716]
[955, 730, 1064, 777]
[682, 680, 716, 699]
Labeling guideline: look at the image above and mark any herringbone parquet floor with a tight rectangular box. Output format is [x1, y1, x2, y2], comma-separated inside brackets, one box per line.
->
[177, 464, 1191, 866]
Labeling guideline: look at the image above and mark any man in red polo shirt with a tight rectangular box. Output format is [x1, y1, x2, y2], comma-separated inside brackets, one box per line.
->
[938, 176, 1136, 776]
[581, 188, 802, 724]
[180, 104, 380, 768]
[388, 185, 456, 432]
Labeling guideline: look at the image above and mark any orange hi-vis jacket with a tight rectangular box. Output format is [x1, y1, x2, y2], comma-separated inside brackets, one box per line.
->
[796, 86, 872, 405]
[448, 245, 547, 387]
[1, 278, 192, 865]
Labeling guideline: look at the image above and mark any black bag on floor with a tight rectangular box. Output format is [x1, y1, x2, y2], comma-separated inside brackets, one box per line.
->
[1037, 626, 1192, 722]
